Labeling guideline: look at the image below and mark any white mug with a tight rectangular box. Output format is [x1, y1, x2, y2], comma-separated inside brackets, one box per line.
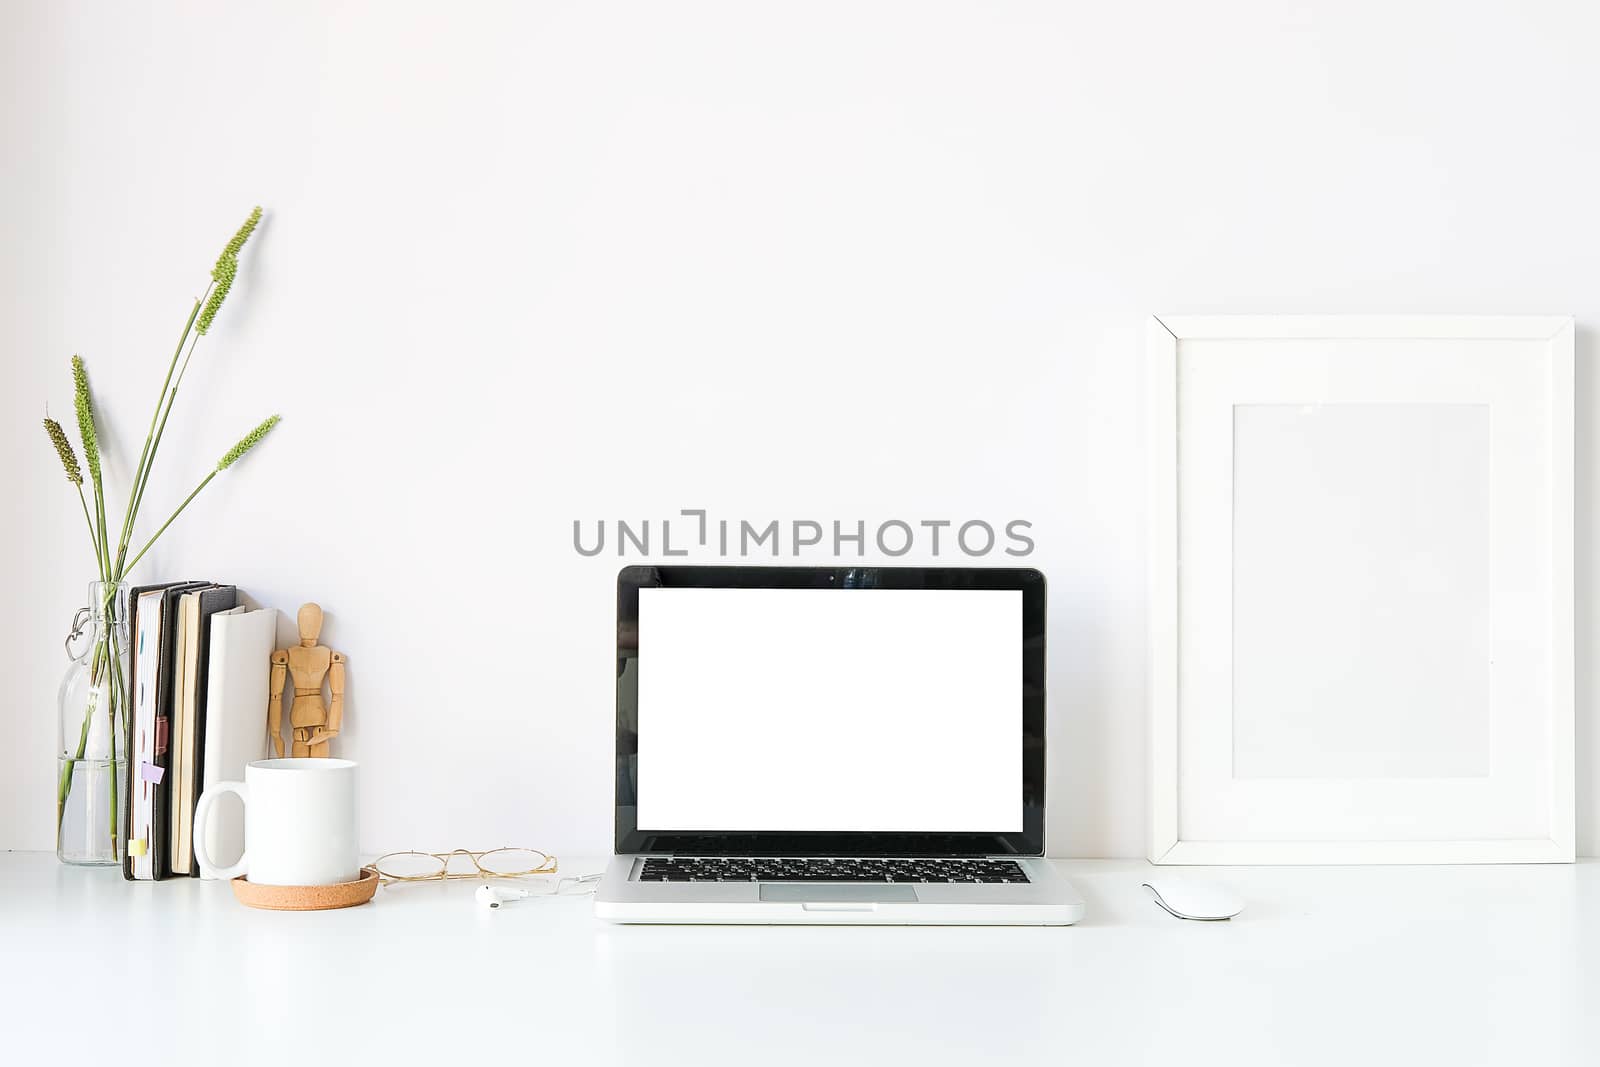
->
[193, 758, 360, 886]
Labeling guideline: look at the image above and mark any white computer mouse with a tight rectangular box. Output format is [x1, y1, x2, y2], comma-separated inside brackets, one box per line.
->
[1141, 880, 1244, 921]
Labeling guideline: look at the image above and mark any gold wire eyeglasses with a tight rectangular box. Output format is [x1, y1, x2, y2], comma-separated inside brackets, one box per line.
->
[371, 847, 558, 884]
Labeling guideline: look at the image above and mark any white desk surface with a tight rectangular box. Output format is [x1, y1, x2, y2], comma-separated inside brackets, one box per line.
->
[2, 853, 1595, 1066]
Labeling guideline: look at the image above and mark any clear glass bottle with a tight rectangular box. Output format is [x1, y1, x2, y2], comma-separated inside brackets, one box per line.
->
[57, 581, 129, 866]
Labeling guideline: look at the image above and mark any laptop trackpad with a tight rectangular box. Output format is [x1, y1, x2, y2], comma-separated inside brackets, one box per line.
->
[759, 884, 918, 903]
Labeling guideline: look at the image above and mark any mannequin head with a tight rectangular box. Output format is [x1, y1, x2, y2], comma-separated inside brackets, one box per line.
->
[297, 602, 323, 647]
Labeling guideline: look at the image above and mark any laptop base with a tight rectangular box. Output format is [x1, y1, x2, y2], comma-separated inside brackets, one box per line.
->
[594, 855, 1085, 926]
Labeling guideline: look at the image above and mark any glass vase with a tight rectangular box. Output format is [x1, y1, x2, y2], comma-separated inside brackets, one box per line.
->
[57, 581, 129, 866]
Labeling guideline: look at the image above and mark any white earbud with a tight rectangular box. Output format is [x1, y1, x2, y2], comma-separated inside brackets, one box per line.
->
[476, 884, 534, 910]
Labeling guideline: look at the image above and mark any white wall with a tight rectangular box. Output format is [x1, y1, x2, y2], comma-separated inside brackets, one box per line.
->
[4, 0, 1599, 858]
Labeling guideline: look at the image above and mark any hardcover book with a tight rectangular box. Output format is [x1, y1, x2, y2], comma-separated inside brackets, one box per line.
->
[123, 582, 186, 880]
[168, 584, 237, 875]
[197, 605, 277, 876]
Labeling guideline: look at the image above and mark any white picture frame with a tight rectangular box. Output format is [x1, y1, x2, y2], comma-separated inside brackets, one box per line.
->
[1147, 315, 1574, 864]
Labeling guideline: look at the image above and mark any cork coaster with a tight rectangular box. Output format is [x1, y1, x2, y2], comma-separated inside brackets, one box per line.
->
[231, 867, 380, 911]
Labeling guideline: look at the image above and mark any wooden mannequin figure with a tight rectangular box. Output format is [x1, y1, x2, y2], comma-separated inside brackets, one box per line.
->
[268, 603, 347, 758]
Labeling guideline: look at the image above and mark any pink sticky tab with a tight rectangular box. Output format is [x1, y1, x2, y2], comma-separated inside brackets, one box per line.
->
[140, 762, 165, 785]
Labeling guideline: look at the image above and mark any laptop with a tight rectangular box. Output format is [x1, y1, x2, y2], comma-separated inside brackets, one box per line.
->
[593, 565, 1084, 925]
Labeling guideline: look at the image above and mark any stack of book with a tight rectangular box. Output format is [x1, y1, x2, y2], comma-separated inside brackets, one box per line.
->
[123, 582, 278, 880]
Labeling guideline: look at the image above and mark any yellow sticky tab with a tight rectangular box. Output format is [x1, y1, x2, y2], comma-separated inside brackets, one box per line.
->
[130, 839, 147, 857]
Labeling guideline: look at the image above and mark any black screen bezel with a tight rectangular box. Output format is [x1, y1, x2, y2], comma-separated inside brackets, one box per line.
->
[615, 565, 1046, 857]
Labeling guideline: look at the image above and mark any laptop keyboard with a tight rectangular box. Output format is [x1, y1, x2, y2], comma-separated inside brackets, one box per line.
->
[639, 857, 1029, 884]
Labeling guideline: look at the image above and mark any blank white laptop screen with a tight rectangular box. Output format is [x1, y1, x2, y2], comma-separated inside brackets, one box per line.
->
[636, 587, 1022, 833]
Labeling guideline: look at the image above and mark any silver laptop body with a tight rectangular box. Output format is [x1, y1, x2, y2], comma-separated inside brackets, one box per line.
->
[594, 565, 1084, 926]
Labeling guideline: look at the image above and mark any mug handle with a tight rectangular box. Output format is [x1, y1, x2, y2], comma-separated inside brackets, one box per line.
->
[192, 781, 250, 880]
